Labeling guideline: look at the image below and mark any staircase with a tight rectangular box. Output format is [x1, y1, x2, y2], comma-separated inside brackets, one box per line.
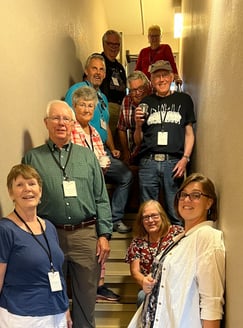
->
[95, 213, 139, 328]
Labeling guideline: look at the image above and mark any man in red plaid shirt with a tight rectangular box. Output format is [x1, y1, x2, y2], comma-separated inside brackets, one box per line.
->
[117, 71, 151, 165]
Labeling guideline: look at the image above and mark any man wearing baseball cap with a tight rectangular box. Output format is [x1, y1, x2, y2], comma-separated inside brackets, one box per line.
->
[134, 60, 196, 225]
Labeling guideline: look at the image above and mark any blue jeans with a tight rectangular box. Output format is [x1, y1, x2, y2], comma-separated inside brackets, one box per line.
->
[105, 148, 133, 222]
[139, 157, 183, 226]
[137, 289, 146, 308]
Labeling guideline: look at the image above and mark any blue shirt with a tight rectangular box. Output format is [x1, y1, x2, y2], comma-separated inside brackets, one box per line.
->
[0, 219, 69, 316]
[65, 81, 109, 143]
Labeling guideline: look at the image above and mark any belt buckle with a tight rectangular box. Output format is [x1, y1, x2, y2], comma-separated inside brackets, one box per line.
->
[154, 154, 165, 161]
[80, 221, 85, 228]
[63, 224, 74, 231]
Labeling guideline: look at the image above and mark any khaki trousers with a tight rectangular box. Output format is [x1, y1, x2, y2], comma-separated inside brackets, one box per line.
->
[57, 226, 100, 328]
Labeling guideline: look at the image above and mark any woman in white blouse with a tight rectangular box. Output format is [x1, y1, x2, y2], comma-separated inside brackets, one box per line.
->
[133, 173, 225, 328]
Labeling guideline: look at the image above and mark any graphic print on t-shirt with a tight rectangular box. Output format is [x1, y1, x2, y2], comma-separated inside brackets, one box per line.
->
[109, 68, 126, 92]
[147, 103, 182, 125]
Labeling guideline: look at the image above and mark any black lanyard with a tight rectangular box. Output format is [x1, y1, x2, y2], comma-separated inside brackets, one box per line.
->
[47, 142, 72, 180]
[84, 80, 106, 113]
[84, 125, 94, 152]
[14, 209, 54, 272]
[159, 108, 168, 132]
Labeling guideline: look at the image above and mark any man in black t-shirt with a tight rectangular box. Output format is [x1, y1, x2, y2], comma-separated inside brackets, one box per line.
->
[100, 30, 126, 143]
[134, 60, 196, 225]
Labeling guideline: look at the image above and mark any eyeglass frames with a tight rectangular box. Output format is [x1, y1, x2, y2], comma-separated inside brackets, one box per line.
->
[177, 191, 210, 201]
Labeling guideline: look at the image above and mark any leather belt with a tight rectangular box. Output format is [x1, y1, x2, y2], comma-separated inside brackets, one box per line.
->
[145, 153, 179, 162]
[55, 217, 96, 231]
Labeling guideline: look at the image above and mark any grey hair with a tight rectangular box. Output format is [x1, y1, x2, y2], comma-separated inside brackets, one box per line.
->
[45, 100, 75, 120]
[102, 30, 121, 45]
[85, 53, 106, 71]
[72, 86, 98, 109]
[127, 70, 150, 88]
[148, 25, 162, 35]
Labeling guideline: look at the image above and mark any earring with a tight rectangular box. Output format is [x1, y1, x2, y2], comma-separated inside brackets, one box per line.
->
[207, 208, 211, 218]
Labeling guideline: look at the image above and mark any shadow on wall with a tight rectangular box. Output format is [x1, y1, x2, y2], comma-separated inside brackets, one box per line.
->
[60, 36, 84, 100]
[22, 130, 34, 157]
[0, 203, 3, 218]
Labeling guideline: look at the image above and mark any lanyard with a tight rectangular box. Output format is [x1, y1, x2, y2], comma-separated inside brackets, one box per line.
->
[47, 142, 73, 180]
[97, 91, 107, 113]
[159, 108, 168, 132]
[84, 125, 94, 152]
[84, 80, 106, 114]
[14, 209, 55, 271]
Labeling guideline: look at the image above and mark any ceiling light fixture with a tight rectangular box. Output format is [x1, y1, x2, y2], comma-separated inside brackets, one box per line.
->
[174, 13, 183, 38]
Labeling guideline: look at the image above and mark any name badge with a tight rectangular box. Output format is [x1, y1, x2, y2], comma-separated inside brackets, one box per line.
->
[111, 76, 120, 86]
[157, 131, 168, 145]
[48, 271, 63, 292]
[63, 180, 77, 197]
[100, 118, 107, 130]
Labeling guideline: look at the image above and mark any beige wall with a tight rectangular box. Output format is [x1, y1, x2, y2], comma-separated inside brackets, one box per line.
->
[181, 0, 243, 326]
[0, 0, 108, 215]
[0, 0, 242, 326]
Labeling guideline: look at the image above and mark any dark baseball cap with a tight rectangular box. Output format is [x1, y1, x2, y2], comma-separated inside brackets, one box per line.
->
[149, 60, 173, 74]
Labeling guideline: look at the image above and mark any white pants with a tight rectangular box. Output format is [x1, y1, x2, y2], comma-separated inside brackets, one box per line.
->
[0, 307, 67, 328]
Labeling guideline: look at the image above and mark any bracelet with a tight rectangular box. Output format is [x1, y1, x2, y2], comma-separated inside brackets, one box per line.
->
[182, 155, 190, 162]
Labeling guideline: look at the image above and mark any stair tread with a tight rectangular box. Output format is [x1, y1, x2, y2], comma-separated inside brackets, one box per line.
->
[94, 212, 138, 327]
[96, 302, 136, 311]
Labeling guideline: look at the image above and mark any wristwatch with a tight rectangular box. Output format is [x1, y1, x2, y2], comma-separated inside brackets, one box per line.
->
[99, 233, 111, 241]
[183, 155, 190, 162]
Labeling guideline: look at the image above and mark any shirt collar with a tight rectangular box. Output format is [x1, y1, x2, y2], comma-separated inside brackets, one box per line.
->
[47, 139, 71, 151]
[185, 221, 215, 236]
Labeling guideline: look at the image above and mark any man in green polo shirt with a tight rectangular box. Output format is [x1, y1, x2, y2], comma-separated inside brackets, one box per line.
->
[22, 100, 112, 328]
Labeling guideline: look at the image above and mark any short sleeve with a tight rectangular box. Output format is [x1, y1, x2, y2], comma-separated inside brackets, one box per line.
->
[0, 221, 14, 262]
[125, 239, 141, 263]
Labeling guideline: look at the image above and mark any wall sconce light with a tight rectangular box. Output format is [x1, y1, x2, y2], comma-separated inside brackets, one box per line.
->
[174, 13, 183, 38]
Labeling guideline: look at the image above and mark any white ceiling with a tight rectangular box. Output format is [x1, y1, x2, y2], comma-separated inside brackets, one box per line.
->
[102, 0, 181, 36]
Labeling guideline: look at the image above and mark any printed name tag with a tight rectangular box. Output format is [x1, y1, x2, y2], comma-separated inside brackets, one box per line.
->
[157, 131, 168, 145]
[112, 76, 120, 86]
[63, 180, 77, 197]
[100, 118, 107, 130]
[48, 271, 63, 292]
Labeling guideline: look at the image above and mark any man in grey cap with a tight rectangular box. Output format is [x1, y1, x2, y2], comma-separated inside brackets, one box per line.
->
[134, 60, 196, 225]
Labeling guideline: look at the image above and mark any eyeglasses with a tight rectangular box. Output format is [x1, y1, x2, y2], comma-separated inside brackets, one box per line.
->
[142, 213, 160, 222]
[105, 41, 120, 47]
[47, 116, 73, 124]
[177, 191, 210, 201]
[129, 86, 145, 94]
[76, 102, 95, 110]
